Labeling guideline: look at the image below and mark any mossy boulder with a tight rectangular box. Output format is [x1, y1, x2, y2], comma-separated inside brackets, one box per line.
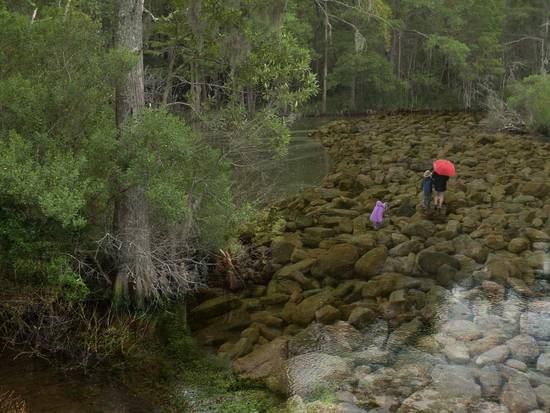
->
[417, 251, 461, 275]
[233, 336, 289, 394]
[354, 246, 388, 279]
[190, 294, 242, 321]
[310, 243, 359, 278]
[402, 220, 437, 239]
[291, 288, 337, 326]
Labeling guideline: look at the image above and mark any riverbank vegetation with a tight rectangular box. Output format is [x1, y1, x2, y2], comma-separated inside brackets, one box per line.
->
[1, 0, 550, 410]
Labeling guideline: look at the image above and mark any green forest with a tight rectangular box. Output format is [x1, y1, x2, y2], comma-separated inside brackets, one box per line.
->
[1, 0, 550, 412]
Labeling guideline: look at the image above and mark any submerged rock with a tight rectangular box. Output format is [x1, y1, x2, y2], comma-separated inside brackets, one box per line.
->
[288, 322, 363, 357]
[442, 320, 483, 341]
[500, 375, 538, 413]
[286, 352, 353, 398]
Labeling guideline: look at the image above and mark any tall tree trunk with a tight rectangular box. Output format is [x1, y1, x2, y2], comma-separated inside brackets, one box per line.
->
[114, 0, 154, 305]
[162, 47, 176, 105]
[191, 62, 201, 117]
[350, 73, 357, 113]
[541, 13, 549, 74]
[321, 1, 329, 115]
[247, 86, 256, 114]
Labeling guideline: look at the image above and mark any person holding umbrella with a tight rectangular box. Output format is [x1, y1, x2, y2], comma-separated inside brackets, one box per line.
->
[432, 159, 456, 209]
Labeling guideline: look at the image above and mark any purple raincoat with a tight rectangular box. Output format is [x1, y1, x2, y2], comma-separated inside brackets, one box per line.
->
[370, 201, 386, 224]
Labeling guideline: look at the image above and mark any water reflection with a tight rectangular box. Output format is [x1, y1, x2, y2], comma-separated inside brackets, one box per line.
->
[234, 119, 332, 204]
[290, 274, 550, 413]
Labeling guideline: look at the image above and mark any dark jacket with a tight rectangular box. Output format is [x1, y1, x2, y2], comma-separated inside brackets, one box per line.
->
[421, 177, 433, 195]
[432, 171, 449, 192]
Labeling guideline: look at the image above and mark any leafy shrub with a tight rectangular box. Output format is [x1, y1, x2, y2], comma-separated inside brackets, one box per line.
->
[508, 74, 550, 135]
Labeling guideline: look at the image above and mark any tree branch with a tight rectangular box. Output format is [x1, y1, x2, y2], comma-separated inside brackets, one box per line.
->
[504, 36, 543, 46]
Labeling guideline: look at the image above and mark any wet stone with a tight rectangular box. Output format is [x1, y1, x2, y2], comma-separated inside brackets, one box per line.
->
[505, 359, 528, 372]
[537, 353, 550, 375]
[520, 312, 550, 340]
[535, 384, 550, 410]
[442, 320, 483, 341]
[506, 334, 540, 363]
[475, 344, 510, 367]
[500, 375, 538, 413]
[478, 365, 503, 399]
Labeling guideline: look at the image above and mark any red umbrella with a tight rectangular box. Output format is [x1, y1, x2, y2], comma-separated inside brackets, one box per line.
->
[433, 159, 456, 176]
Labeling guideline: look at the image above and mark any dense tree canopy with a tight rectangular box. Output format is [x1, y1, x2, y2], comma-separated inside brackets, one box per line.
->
[0, 0, 548, 304]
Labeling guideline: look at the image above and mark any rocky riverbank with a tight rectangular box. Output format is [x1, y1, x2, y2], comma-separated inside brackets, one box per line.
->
[190, 113, 550, 413]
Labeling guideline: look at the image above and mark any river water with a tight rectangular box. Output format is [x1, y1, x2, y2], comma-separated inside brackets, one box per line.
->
[0, 352, 155, 413]
[235, 117, 333, 203]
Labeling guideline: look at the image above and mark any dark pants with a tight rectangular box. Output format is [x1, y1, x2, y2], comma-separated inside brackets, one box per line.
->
[423, 192, 431, 208]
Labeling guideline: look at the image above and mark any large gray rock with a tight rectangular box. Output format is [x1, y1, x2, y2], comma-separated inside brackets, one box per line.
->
[442, 320, 483, 341]
[537, 353, 550, 375]
[475, 345, 510, 367]
[506, 335, 540, 363]
[398, 365, 481, 412]
[500, 375, 538, 413]
[286, 352, 352, 397]
[417, 251, 461, 275]
[535, 384, 550, 411]
[478, 365, 503, 399]
[443, 339, 470, 364]
[431, 364, 481, 399]
[520, 312, 550, 340]
[397, 388, 474, 413]
[354, 246, 388, 279]
[358, 363, 431, 399]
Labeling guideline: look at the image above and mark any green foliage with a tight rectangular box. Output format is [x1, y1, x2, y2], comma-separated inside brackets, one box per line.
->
[0, 7, 130, 232]
[427, 36, 470, 69]
[508, 74, 550, 135]
[118, 108, 238, 248]
[47, 260, 90, 304]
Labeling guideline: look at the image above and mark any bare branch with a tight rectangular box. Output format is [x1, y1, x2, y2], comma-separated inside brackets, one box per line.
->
[504, 36, 544, 46]
[30, 8, 37, 25]
[143, 7, 159, 22]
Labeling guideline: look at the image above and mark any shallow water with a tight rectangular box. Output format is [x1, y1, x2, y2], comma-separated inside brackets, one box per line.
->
[0, 352, 155, 413]
[236, 117, 333, 203]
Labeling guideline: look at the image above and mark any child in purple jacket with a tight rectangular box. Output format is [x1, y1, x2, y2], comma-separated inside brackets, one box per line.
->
[370, 200, 388, 229]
